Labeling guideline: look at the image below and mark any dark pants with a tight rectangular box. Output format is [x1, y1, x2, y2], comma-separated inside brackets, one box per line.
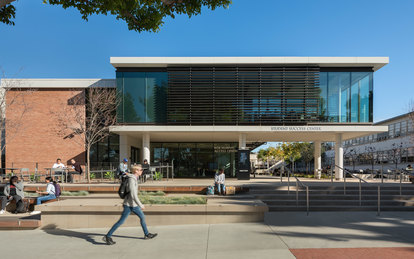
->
[1, 195, 24, 212]
[67, 171, 81, 183]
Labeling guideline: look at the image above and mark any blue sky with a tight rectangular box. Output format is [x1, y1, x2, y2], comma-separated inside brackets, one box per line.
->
[1, 0, 413, 126]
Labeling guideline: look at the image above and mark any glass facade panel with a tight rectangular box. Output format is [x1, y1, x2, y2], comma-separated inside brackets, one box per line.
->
[90, 134, 120, 169]
[150, 143, 237, 177]
[117, 69, 373, 124]
[117, 72, 168, 123]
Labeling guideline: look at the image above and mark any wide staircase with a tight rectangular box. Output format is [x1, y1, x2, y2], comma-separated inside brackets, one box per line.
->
[250, 184, 414, 212]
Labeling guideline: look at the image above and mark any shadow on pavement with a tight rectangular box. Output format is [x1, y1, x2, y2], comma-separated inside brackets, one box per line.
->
[42, 224, 145, 245]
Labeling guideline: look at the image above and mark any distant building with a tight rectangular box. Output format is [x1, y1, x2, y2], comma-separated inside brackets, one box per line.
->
[325, 112, 414, 171]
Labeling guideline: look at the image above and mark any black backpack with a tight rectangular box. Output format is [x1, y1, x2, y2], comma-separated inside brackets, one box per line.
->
[118, 176, 130, 199]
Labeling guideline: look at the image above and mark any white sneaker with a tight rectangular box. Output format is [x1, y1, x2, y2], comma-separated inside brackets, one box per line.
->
[0, 209, 5, 214]
[30, 211, 41, 215]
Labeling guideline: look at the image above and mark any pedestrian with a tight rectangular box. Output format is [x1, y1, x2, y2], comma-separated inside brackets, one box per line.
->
[0, 176, 25, 214]
[103, 164, 157, 245]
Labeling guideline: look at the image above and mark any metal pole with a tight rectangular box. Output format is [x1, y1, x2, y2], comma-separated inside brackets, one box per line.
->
[296, 180, 298, 207]
[167, 163, 169, 181]
[344, 169, 346, 195]
[377, 185, 381, 216]
[400, 170, 402, 196]
[306, 186, 309, 216]
[381, 164, 384, 184]
[331, 168, 333, 185]
[288, 169, 290, 194]
[359, 178, 362, 206]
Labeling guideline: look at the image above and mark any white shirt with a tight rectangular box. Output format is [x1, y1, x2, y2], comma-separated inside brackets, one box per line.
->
[215, 173, 225, 184]
[46, 183, 56, 195]
[52, 162, 65, 169]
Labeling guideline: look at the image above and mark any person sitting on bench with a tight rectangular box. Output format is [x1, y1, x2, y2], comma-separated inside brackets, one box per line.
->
[36, 177, 56, 205]
[0, 176, 25, 214]
[214, 168, 226, 195]
[67, 159, 83, 183]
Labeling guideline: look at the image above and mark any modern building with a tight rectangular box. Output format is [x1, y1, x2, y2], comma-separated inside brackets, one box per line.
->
[2, 57, 389, 179]
[325, 112, 414, 171]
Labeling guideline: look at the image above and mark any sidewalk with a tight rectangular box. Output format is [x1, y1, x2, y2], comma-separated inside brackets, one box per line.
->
[1, 211, 413, 259]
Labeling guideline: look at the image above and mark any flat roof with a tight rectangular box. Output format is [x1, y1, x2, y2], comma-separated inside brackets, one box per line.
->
[110, 57, 389, 71]
[0, 79, 116, 88]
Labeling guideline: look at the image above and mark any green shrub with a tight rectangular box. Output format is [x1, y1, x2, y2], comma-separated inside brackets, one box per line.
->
[90, 173, 96, 180]
[154, 171, 163, 181]
[104, 171, 115, 180]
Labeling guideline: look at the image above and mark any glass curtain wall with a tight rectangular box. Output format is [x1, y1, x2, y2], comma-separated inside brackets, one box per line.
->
[117, 71, 168, 123]
[150, 142, 237, 177]
[319, 71, 372, 122]
[89, 134, 120, 170]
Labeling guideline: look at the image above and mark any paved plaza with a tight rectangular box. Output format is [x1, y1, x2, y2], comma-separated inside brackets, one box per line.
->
[1, 211, 413, 259]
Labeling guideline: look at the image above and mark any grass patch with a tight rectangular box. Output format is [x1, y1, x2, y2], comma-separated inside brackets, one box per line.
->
[61, 191, 89, 196]
[140, 196, 207, 205]
[139, 191, 165, 196]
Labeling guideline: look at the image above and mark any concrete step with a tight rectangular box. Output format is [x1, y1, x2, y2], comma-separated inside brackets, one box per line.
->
[250, 190, 414, 195]
[253, 194, 414, 201]
[268, 205, 414, 212]
[262, 199, 414, 206]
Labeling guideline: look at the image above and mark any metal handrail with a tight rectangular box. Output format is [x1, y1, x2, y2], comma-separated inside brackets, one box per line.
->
[334, 164, 384, 214]
[283, 165, 309, 216]
[334, 164, 369, 207]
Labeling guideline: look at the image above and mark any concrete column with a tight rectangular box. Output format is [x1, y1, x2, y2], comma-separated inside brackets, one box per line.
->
[119, 134, 130, 163]
[239, 133, 247, 150]
[142, 133, 150, 163]
[314, 141, 322, 179]
[335, 133, 344, 180]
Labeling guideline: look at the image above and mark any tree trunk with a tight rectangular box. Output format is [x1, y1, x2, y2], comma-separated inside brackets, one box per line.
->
[87, 145, 91, 183]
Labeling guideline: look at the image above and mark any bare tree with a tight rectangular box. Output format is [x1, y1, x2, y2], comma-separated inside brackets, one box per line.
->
[51, 87, 119, 182]
[0, 76, 34, 168]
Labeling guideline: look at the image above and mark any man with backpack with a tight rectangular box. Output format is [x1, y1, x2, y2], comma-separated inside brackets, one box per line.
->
[103, 164, 157, 245]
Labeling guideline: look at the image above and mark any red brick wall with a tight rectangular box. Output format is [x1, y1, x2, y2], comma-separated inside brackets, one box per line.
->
[5, 89, 86, 171]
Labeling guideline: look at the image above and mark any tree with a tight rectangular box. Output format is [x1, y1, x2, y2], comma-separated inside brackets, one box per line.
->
[0, 0, 231, 32]
[51, 87, 119, 183]
[298, 142, 313, 174]
[280, 142, 302, 173]
[0, 76, 34, 168]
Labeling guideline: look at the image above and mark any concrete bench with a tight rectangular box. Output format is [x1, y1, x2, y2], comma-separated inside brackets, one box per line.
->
[37, 198, 268, 229]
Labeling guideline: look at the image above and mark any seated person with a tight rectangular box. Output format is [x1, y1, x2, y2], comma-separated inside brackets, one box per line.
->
[214, 168, 226, 195]
[36, 177, 56, 205]
[52, 158, 66, 169]
[67, 159, 83, 183]
[142, 159, 150, 182]
[0, 176, 25, 214]
[117, 158, 129, 179]
[52, 158, 66, 179]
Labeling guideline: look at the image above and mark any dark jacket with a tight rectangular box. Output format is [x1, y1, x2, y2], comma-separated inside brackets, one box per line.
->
[72, 163, 83, 174]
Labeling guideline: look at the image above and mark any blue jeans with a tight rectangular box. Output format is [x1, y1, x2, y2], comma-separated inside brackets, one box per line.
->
[36, 194, 56, 205]
[215, 183, 226, 194]
[107, 205, 149, 237]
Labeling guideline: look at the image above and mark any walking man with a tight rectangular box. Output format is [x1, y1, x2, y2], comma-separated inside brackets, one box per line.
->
[103, 164, 157, 245]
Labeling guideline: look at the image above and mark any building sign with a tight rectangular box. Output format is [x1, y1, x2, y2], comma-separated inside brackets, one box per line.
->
[214, 146, 237, 153]
[270, 126, 322, 131]
[237, 149, 250, 180]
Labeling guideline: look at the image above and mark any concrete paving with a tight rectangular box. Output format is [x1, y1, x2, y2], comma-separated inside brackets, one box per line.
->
[1, 211, 414, 259]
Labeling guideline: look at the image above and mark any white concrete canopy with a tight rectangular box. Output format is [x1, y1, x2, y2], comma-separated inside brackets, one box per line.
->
[109, 125, 388, 143]
[110, 56, 389, 71]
